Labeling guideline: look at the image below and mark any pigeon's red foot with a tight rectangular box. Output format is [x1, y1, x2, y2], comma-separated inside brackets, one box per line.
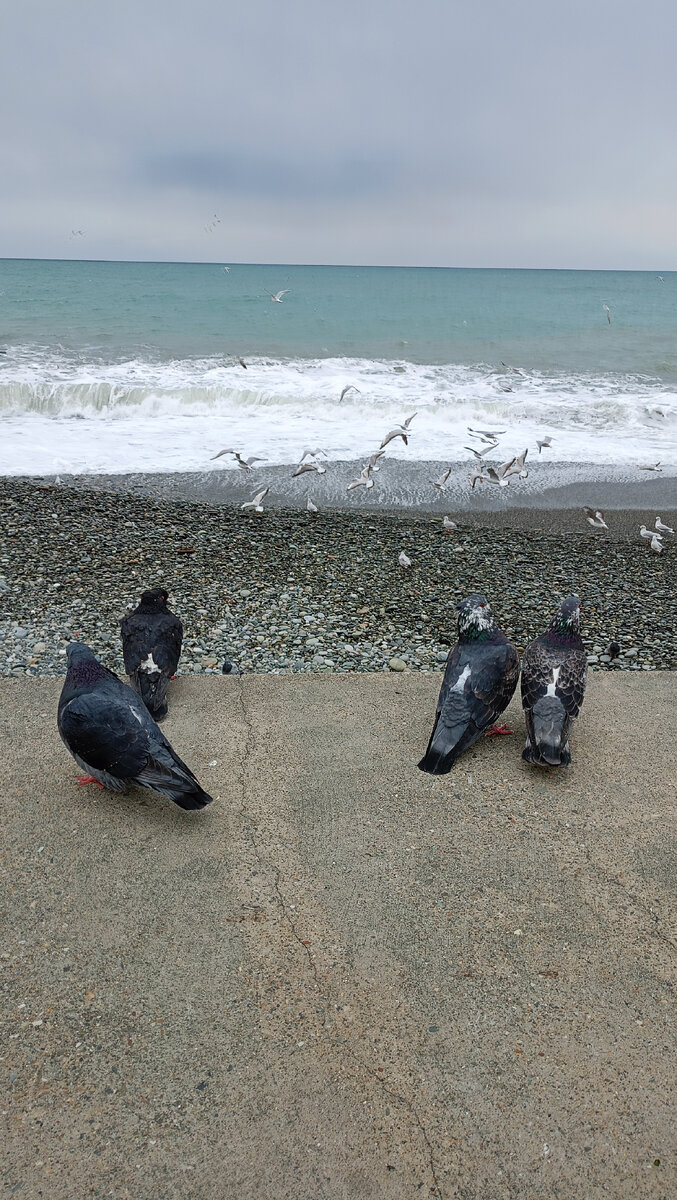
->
[77, 775, 104, 788]
[485, 722, 513, 737]
[171, 674, 178, 680]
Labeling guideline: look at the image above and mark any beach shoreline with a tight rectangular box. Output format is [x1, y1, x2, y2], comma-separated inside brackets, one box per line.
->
[11, 459, 677, 521]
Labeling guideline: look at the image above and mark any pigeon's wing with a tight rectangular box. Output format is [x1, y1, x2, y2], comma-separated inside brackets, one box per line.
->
[121, 612, 183, 677]
[554, 648, 587, 717]
[521, 641, 586, 718]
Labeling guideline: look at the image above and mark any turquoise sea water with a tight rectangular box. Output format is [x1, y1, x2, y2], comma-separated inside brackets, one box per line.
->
[0, 259, 675, 474]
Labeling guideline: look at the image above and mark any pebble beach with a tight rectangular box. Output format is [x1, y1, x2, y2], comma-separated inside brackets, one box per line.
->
[1, 477, 675, 679]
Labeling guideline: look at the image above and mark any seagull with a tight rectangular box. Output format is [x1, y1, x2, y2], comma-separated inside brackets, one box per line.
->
[266, 289, 289, 302]
[339, 385, 360, 402]
[442, 516, 458, 532]
[347, 465, 375, 491]
[299, 447, 328, 462]
[655, 516, 674, 534]
[292, 460, 326, 477]
[366, 449, 386, 471]
[485, 467, 511, 487]
[602, 304, 611, 324]
[469, 467, 489, 489]
[657, 275, 664, 282]
[500, 363, 526, 376]
[640, 524, 660, 542]
[234, 453, 266, 471]
[241, 488, 269, 512]
[649, 534, 664, 554]
[502, 449, 529, 480]
[468, 427, 506, 438]
[400, 412, 417, 429]
[639, 462, 662, 472]
[236, 357, 247, 369]
[398, 551, 411, 569]
[380, 428, 408, 449]
[584, 507, 608, 531]
[537, 437, 553, 453]
[306, 497, 318, 513]
[223, 266, 231, 272]
[432, 467, 452, 491]
[464, 445, 495, 460]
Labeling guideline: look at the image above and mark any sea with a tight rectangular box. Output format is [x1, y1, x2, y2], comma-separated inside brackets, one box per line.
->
[0, 259, 675, 476]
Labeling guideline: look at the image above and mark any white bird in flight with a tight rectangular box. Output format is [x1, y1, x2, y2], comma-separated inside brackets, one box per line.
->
[584, 507, 608, 531]
[266, 289, 289, 303]
[537, 437, 553, 453]
[602, 304, 611, 324]
[639, 462, 662, 472]
[398, 551, 412, 569]
[292, 460, 326, 477]
[432, 467, 452, 491]
[339, 385, 360, 403]
[347, 465, 375, 491]
[655, 516, 674, 535]
[241, 488, 269, 513]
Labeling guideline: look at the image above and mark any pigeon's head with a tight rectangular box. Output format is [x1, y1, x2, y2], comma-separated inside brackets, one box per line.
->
[549, 595, 582, 636]
[138, 587, 170, 613]
[456, 594, 495, 638]
[64, 641, 108, 687]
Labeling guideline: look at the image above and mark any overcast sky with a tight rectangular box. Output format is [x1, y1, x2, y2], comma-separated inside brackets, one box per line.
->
[2, 0, 676, 268]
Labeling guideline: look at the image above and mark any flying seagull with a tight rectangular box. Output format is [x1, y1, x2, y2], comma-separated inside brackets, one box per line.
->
[467, 427, 506, 439]
[537, 437, 553, 453]
[292, 460, 326, 477]
[521, 595, 587, 768]
[347, 465, 375, 491]
[602, 304, 611, 324]
[266, 289, 289, 303]
[241, 488, 269, 512]
[339, 385, 360, 402]
[469, 467, 489, 489]
[120, 588, 183, 722]
[432, 467, 452, 491]
[366, 449, 386, 471]
[639, 462, 662, 472]
[380, 428, 408, 449]
[418, 595, 520, 775]
[57, 643, 212, 809]
[464, 445, 495, 460]
[584, 507, 608, 531]
[485, 467, 511, 487]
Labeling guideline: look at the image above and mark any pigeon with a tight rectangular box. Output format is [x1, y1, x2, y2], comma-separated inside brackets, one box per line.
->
[584, 507, 608, 531]
[222, 659, 241, 675]
[521, 596, 587, 768]
[120, 587, 183, 722]
[608, 641, 621, 660]
[241, 488, 269, 512]
[418, 595, 520, 775]
[655, 517, 674, 535]
[57, 643, 213, 809]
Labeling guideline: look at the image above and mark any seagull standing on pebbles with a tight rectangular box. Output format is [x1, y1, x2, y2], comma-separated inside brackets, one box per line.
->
[306, 497, 318, 513]
[655, 517, 674, 534]
[649, 534, 664, 553]
[398, 551, 412, 569]
[241, 488, 269, 513]
[442, 516, 458, 532]
[584, 507, 608, 531]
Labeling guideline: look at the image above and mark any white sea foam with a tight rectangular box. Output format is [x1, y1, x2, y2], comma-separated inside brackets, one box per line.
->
[0, 350, 675, 475]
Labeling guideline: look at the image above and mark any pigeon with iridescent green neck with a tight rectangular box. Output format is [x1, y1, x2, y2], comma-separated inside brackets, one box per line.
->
[521, 596, 587, 768]
[418, 595, 519, 775]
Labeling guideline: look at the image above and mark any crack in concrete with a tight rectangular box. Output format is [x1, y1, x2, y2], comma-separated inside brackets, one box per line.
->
[584, 850, 677, 955]
[234, 675, 446, 1199]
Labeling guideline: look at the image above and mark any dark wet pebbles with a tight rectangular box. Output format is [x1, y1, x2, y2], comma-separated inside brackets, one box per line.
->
[0, 479, 675, 679]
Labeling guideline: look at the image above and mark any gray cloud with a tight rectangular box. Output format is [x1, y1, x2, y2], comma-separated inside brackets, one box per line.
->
[1, 0, 676, 266]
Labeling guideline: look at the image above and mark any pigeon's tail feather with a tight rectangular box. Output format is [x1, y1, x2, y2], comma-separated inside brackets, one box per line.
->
[132, 670, 169, 722]
[136, 757, 213, 810]
[418, 711, 479, 775]
[526, 696, 569, 766]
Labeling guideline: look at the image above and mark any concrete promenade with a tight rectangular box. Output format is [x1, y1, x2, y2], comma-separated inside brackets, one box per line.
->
[1, 672, 675, 1199]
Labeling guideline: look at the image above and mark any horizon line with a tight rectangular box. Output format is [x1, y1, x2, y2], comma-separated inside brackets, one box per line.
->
[0, 256, 673, 273]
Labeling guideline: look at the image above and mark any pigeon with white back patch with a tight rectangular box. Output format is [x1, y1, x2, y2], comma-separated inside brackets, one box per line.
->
[58, 643, 212, 810]
[120, 587, 182, 721]
[521, 596, 587, 768]
[418, 595, 520, 775]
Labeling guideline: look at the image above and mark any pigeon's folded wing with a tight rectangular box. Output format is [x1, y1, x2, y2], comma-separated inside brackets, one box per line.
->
[59, 693, 157, 778]
[121, 614, 183, 676]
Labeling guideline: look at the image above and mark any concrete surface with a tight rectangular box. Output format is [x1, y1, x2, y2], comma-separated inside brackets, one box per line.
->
[1, 672, 675, 1200]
